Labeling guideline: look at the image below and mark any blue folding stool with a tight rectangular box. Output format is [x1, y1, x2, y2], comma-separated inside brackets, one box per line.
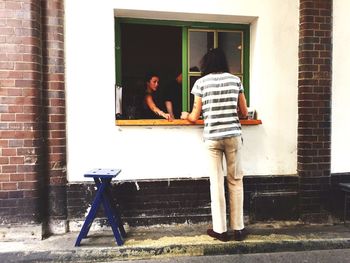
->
[75, 168, 126, 246]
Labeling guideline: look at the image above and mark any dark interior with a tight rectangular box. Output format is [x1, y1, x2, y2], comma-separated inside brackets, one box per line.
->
[120, 23, 182, 119]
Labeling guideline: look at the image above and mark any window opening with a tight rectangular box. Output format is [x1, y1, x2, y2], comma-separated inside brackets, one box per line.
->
[115, 18, 250, 123]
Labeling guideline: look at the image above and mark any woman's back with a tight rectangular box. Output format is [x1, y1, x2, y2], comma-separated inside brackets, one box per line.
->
[192, 72, 243, 140]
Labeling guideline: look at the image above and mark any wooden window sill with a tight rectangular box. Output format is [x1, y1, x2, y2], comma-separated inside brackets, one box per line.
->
[115, 119, 262, 126]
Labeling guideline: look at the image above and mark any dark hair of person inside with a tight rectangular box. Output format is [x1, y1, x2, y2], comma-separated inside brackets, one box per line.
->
[144, 71, 159, 84]
[200, 48, 229, 76]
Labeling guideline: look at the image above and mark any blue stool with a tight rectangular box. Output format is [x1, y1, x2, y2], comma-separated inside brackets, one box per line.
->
[75, 168, 126, 246]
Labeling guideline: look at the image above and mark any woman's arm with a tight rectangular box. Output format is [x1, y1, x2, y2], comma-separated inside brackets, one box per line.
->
[145, 94, 172, 120]
[165, 101, 175, 119]
[238, 92, 248, 118]
[181, 95, 202, 122]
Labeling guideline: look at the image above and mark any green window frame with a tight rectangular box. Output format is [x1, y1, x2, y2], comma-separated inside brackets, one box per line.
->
[115, 17, 250, 117]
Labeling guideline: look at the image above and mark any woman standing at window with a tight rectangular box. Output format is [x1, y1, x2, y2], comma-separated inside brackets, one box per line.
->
[142, 72, 172, 120]
[181, 48, 248, 242]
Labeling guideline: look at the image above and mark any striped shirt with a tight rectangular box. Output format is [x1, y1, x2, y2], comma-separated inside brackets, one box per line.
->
[191, 72, 243, 140]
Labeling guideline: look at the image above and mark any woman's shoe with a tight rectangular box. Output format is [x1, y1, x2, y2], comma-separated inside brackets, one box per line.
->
[233, 228, 248, 241]
[207, 229, 229, 242]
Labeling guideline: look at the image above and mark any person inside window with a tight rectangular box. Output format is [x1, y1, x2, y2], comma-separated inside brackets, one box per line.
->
[181, 48, 248, 242]
[142, 72, 172, 120]
[165, 72, 182, 119]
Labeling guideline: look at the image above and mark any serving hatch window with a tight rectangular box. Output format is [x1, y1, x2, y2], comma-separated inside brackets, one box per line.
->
[115, 18, 250, 123]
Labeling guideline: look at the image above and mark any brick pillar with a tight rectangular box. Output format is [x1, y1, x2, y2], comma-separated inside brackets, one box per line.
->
[0, 0, 67, 232]
[41, 0, 67, 234]
[298, 0, 332, 222]
[0, 1, 43, 223]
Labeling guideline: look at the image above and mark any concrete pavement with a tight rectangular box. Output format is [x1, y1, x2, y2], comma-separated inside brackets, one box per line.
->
[1, 221, 350, 262]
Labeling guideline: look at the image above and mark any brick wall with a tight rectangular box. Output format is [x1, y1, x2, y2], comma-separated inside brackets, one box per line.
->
[67, 173, 350, 227]
[0, 0, 66, 228]
[67, 176, 300, 227]
[41, 0, 67, 226]
[0, 0, 43, 223]
[298, 0, 332, 222]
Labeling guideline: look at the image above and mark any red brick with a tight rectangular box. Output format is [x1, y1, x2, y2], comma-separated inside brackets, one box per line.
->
[2, 182, 17, 191]
[0, 140, 9, 147]
[2, 165, 17, 173]
[0, 192, 9, 199]
[0, 173, 10, 181]
[50, 98, 65, 107]
[48, 123, 65, 131]
[24, 173, 37, 181]
[18, 181, 36, 190]
[9, 191, 24, 199]
[1, 113, 16, 121]
[48, 81, 64, 90]
[8, 123, 22, 131]
[49, 153, 64, 162]
[10, 156, 24, 165]
[9, 139, 23, 148]
[51, 130, 65, 138]
[52, 146, 66, 154]
[17, 164, 36, 173]
[0, 79, 15, 87]
[15, 113, 35, 122]
[23, 189, 38, 198]
[8, 105, 23, 113]
[5, 2, 22, 10]
[2, 148, 17, 156]
[48, 138, 65, 146]
[10, 173, 25, 181]
[0, 157, 9, 165]
[50, 177, 66, 185]
[50, 114, 65, 122]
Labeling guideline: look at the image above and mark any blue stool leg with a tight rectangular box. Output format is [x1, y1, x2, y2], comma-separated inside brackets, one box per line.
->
[101, 191, 124, 246]
[75, 181, 107, 246]
[81, 178, 105, 239]
[115, 207, 127, 238]
[105, 185, 127, 238]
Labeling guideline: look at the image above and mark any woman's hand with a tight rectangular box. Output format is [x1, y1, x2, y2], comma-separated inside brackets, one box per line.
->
[164, 113, 173, 121]
[159, 111, 173, 121]
[181, 96, 202, 122]
[181, 112, 189, 120]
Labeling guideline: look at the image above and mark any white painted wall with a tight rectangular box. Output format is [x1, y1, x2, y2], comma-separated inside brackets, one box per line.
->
[332, 0, 350, 173]
[65, 0, 299, 181]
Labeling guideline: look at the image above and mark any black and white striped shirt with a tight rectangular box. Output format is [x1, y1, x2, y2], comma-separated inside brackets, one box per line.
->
[191, 72, 243, 140]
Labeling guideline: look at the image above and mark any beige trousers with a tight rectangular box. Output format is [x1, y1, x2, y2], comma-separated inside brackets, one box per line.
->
[204, 136, 244, 233]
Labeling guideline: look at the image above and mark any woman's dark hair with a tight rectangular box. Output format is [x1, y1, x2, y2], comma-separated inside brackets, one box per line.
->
[199, 48, 229, 76]
[144, 71, 159, 83]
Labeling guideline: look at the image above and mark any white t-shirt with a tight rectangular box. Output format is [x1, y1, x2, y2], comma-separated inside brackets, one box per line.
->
[191, 72, 243, 140]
